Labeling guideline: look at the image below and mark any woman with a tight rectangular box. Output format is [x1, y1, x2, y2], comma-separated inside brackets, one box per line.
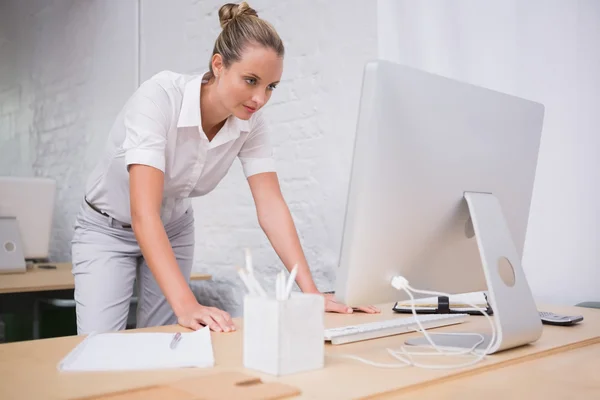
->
[71, 2, 379, 335]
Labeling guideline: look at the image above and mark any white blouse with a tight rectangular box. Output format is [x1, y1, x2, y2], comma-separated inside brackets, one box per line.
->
[84, 70, 276, 225]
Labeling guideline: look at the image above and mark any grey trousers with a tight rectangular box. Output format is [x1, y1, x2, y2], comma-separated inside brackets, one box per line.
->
[71, 200, 194, 335]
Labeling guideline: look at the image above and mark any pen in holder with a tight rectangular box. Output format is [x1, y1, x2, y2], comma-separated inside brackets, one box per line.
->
[239, 252, 324, 376]
[243, 292, 324, 376]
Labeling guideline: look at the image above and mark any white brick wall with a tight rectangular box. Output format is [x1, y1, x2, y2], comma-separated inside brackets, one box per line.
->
[1, 0, 377, 316]
[142, 0, 377, 315]
[0, 0, 138, 263]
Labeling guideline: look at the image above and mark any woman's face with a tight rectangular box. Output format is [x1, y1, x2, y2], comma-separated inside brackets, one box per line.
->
[212, 44, 283, 120]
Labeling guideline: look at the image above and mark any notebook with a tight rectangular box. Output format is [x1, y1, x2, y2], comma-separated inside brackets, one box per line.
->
[58, 326, 214, 372]
[393, 291, 493, 315]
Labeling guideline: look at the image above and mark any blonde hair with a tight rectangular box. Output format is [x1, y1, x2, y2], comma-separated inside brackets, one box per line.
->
[208, 2, 284, 77]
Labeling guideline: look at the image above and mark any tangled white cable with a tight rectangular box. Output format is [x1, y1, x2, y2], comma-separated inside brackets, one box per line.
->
[332, 276, 497, 370]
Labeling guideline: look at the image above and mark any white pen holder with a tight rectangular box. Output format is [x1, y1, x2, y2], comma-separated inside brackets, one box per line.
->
[243, 292, 324, 376]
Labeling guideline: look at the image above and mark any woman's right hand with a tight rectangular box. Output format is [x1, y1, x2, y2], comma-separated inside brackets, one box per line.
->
[177, 302, 236, 332]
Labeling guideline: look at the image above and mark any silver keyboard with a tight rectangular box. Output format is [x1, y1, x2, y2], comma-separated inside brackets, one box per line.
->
[324, 313, 469, 345]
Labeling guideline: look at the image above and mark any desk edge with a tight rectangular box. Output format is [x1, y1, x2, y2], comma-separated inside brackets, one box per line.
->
[368, 335, 600, 399]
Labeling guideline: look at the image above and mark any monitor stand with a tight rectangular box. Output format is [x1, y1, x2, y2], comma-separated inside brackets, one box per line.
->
[405, 191, 542, 354]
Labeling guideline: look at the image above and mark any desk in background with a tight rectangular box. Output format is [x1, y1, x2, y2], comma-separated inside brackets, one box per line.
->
[0, 263, 212, 294]
[0, 263, 212, 342]
[0, 303, 598, 399]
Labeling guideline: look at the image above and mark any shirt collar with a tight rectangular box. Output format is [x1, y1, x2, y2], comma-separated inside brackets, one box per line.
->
[176, 75, 202, 128]
[177, 72, 253, 146]
[209, 116, 251, 148]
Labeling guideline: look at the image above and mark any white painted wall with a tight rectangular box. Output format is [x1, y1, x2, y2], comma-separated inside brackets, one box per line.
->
[378, 0, 600, 305]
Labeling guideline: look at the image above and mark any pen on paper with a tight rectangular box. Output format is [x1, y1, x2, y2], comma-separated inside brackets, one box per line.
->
[170, 332, 182, 350]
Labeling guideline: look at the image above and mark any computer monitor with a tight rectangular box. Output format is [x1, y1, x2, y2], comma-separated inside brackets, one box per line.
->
[334, 60, 545, 353]
[0, 177, 56, 262]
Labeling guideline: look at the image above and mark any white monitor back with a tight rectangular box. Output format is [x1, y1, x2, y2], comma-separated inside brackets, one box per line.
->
[335, 60, 544, 307]
[0, 177, 56, 260]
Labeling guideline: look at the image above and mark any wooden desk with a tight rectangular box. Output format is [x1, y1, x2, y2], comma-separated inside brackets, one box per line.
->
[0, 263, 211, 294]
[0, 303, 598, 400]
[386, 342, 600, 399]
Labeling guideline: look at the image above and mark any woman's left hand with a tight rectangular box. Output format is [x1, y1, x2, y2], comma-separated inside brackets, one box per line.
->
[322, 293, 380, 314]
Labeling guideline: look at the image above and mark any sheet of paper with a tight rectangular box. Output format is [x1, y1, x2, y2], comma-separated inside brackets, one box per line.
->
[58, 326, 214, 371]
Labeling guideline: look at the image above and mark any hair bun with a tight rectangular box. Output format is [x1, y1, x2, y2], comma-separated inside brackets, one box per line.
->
[218, 2, 258, 29]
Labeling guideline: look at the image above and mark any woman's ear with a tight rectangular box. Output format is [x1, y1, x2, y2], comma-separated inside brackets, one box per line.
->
[212, 54, 224, 77]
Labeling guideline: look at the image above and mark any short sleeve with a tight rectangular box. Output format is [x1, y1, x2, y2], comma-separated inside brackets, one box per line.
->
[238, 112, 276, 177]
[121, 79, 171, 173]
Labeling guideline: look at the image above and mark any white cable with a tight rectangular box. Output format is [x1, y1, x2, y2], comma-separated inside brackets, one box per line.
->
[333, 276, 497, 370]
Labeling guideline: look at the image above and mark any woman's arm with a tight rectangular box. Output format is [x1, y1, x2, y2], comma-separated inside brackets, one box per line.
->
[129, 164, 236, 331]
[246, 171, 319, 294]
[247, 172, 379, 314]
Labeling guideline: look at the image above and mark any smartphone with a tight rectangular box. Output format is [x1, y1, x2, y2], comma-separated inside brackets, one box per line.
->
[539, 311, 583, 326]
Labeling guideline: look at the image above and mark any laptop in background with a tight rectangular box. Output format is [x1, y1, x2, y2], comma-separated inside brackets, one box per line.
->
[0, 177, 56, 274]
[0, 217, 26, 273]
